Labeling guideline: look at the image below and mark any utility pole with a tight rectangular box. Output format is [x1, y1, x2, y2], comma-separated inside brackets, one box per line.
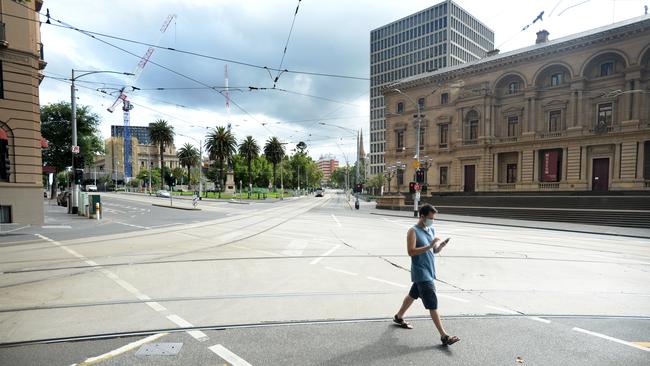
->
[70, 69, 78, 214]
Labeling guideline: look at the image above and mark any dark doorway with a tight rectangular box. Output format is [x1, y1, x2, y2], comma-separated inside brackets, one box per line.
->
[464, 165, 475, 192]
[591, 158, 609, 191]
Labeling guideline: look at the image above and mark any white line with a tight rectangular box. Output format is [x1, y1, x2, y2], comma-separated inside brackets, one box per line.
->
[209, 344, 253, 366]
[485, 305, 519, 314]
[0, 225, 29, 233]
[115, 222, 149, 229]
[41, 225, 72, 229]
[166, 314, 208, 341]
[331, 214, 341, 227]
[325, 266, 358, 276]
[145, 301, 167, 312]
[114, 279, 140, 295]
[366, 276, 408, 288]
[75, 332, 168, 364]
[527, 316, 551, 324]
[84, 260, 99, 267]
[438, 294, 470, 303]
[572, 327, 650, 352]
[310, 244, 341, 265]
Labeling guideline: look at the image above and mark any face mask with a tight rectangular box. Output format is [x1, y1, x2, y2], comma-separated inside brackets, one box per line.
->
[425, 218, 434, 227]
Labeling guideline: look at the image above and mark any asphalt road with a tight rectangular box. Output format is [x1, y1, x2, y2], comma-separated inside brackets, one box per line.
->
[0, 190, 648, 365]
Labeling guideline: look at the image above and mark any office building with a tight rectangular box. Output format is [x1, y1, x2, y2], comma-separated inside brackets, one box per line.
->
[369, 0, 494, 175]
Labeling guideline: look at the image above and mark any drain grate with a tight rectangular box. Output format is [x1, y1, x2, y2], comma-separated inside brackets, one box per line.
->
[135, 342, 183, 356]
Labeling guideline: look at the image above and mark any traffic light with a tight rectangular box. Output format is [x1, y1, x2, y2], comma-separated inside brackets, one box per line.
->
[354, 183, 363, 193]
[409, 181, 416, 194]
[416, 168, 425, 183]
[421, 184, 428, 193]
[73, 154, 85, 169]
[74, 169, 84, 185]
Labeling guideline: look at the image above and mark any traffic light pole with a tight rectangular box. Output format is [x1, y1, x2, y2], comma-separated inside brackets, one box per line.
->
[70, 70, 79, 214]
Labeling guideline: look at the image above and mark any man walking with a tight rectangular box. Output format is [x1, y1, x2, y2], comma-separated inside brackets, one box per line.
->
[393, 204, 460, 346]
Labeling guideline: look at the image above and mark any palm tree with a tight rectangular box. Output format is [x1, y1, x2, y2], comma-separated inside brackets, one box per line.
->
[204, 126, 236, 190]
[239, 136, 259, 191]
[264, 137, 285, 190]
[149, 119, 175, 189]
[177, 143, 200, 189]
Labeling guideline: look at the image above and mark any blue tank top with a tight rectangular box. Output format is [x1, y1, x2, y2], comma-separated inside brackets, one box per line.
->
[411, 224, 436, 283]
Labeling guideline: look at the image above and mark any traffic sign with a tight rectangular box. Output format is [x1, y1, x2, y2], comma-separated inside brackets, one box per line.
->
[71, 145, 80, 154]
[412, 160, 420, 169]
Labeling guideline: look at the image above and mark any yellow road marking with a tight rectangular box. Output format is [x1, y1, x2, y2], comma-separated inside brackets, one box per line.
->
[632, 342, 650, 348]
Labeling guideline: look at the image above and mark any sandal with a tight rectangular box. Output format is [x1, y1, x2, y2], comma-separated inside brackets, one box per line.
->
[393, 315, 413, 329]
[441, 334, 460, 346]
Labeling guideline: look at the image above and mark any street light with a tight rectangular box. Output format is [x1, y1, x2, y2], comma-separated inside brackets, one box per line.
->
[70, 69, 133, 214]
[393, 88, 424, 217]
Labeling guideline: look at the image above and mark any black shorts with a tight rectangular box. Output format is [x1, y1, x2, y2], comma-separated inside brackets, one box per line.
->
[408, 281, 438, 310]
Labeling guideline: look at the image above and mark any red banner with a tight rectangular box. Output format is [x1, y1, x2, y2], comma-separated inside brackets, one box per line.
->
[542, 150, 559, 182]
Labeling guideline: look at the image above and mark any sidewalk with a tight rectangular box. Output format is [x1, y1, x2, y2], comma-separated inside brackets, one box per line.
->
[370, 209, 650, 239]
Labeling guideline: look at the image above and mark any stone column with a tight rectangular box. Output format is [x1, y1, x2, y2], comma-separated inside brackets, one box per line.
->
[562, 148, 568, 182]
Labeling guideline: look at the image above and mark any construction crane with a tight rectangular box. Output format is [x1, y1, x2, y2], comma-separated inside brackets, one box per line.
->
[107, 14, 176, 179]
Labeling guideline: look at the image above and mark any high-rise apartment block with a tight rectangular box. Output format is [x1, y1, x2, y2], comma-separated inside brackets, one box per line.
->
[369, 0, 494, 175]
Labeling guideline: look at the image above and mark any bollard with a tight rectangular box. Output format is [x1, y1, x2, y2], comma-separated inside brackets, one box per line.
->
[96, 202, 101, 220]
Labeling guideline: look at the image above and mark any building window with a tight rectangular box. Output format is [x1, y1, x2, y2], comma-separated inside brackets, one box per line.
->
[508, 82, 520, 95]
[397, 169, 404, 185]
[549, 110, 561, 132]
[507, 164, 517, 183]
[440, 92, 449, 104]
[418, 97, 425, 110]
[540, 149, 562, 182]
[439, 166, 448, 185]
[397, 102, 404, 114]
[0, 132, 9, 182]
[465, 111, 479, 142]
[600, 62, 614, 77]
[550, 73, 563, 86]
[507, 116, 518, 137]
[439, 124, 448, 147]
[0, 61, 4, 99]
[396, 131, 404, 150]
[597, 103, 613, 127]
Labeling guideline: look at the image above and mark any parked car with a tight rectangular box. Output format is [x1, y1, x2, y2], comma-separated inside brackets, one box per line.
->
[56, 191, 71, 207]
[86, 184, 98, 192]
[315, 188, 324, 197]
[156, 190, 170, 198]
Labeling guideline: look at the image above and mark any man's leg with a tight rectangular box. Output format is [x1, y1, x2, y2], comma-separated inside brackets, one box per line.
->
[396, 295, 415, 319]
[429, 309, 447, 337]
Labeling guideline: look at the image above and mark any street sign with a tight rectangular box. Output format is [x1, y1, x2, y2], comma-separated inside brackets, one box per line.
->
[71, 145, 80, 154]
[412, 160, 420, 169]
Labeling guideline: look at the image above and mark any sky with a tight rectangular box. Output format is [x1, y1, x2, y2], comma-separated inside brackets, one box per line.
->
[38, 0, 649, 165]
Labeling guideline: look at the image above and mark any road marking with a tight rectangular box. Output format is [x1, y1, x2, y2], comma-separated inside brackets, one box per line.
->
[282, 239, 307, 256]
[41, 225, 72, 229]
[632, 342, 650, 348]
[527, 316, 551, 324]
[148, 223, 184, 229]
[438, 294, 470, 303]
[331, 214, 341, 227]
[325, 266, 358, 276]
[71, 332, 168, 366]
[209, 344, 253, 366]
[115, 222, 149, 229]
[366, 276, 408, 288]
[84, 260, 99, 267]
[485, 305, 519, 314]
[310, 244, 341, 265]
[114, 279, 140, 295]
[572, 327, 650, 352]
[166, 314, 209, 341]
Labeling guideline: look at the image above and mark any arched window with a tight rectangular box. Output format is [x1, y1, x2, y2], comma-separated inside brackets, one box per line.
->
[397, 102, 404, 114]
[0, 127, 10, 182]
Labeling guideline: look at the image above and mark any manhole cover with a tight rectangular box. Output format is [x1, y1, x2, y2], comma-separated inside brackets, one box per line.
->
[136, 342, 183, 356]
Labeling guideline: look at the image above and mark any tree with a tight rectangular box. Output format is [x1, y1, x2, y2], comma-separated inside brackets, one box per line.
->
[296, 141, 307, 154]
[172, 167, 186, 185]
[41, 102, 103, 196]
[136, 168, 160, 188]
[263, 137, 285, 190]
[204, 126, 236, 190]
[239, 136, 259, 190]
[177, 143, 200, 188]
[149, 119, 175, 189]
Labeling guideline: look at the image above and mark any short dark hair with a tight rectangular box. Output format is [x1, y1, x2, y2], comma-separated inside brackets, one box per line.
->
[419, 204, 438, 217]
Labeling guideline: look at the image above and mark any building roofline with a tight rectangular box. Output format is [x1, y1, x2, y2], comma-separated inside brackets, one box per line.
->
[385, 14, 650, 92]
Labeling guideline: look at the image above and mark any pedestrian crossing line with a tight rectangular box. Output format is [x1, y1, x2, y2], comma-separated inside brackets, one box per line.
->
[484, 305, 519, 314]
[166, 314, 209, 342]
[366, 276, 408, 288]
[437, 293, 470, 303]
[209, 344, 253, 366]
[310, 244, 341, 265]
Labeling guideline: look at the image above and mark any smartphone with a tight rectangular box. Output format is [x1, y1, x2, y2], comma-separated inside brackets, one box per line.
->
[442, 238, 451, 245]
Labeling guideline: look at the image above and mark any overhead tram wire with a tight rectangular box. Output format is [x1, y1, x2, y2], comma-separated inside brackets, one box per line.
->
[24, 7, 368, 81]
[44, 13, 277, 136]
[271, 0, 302, 87]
